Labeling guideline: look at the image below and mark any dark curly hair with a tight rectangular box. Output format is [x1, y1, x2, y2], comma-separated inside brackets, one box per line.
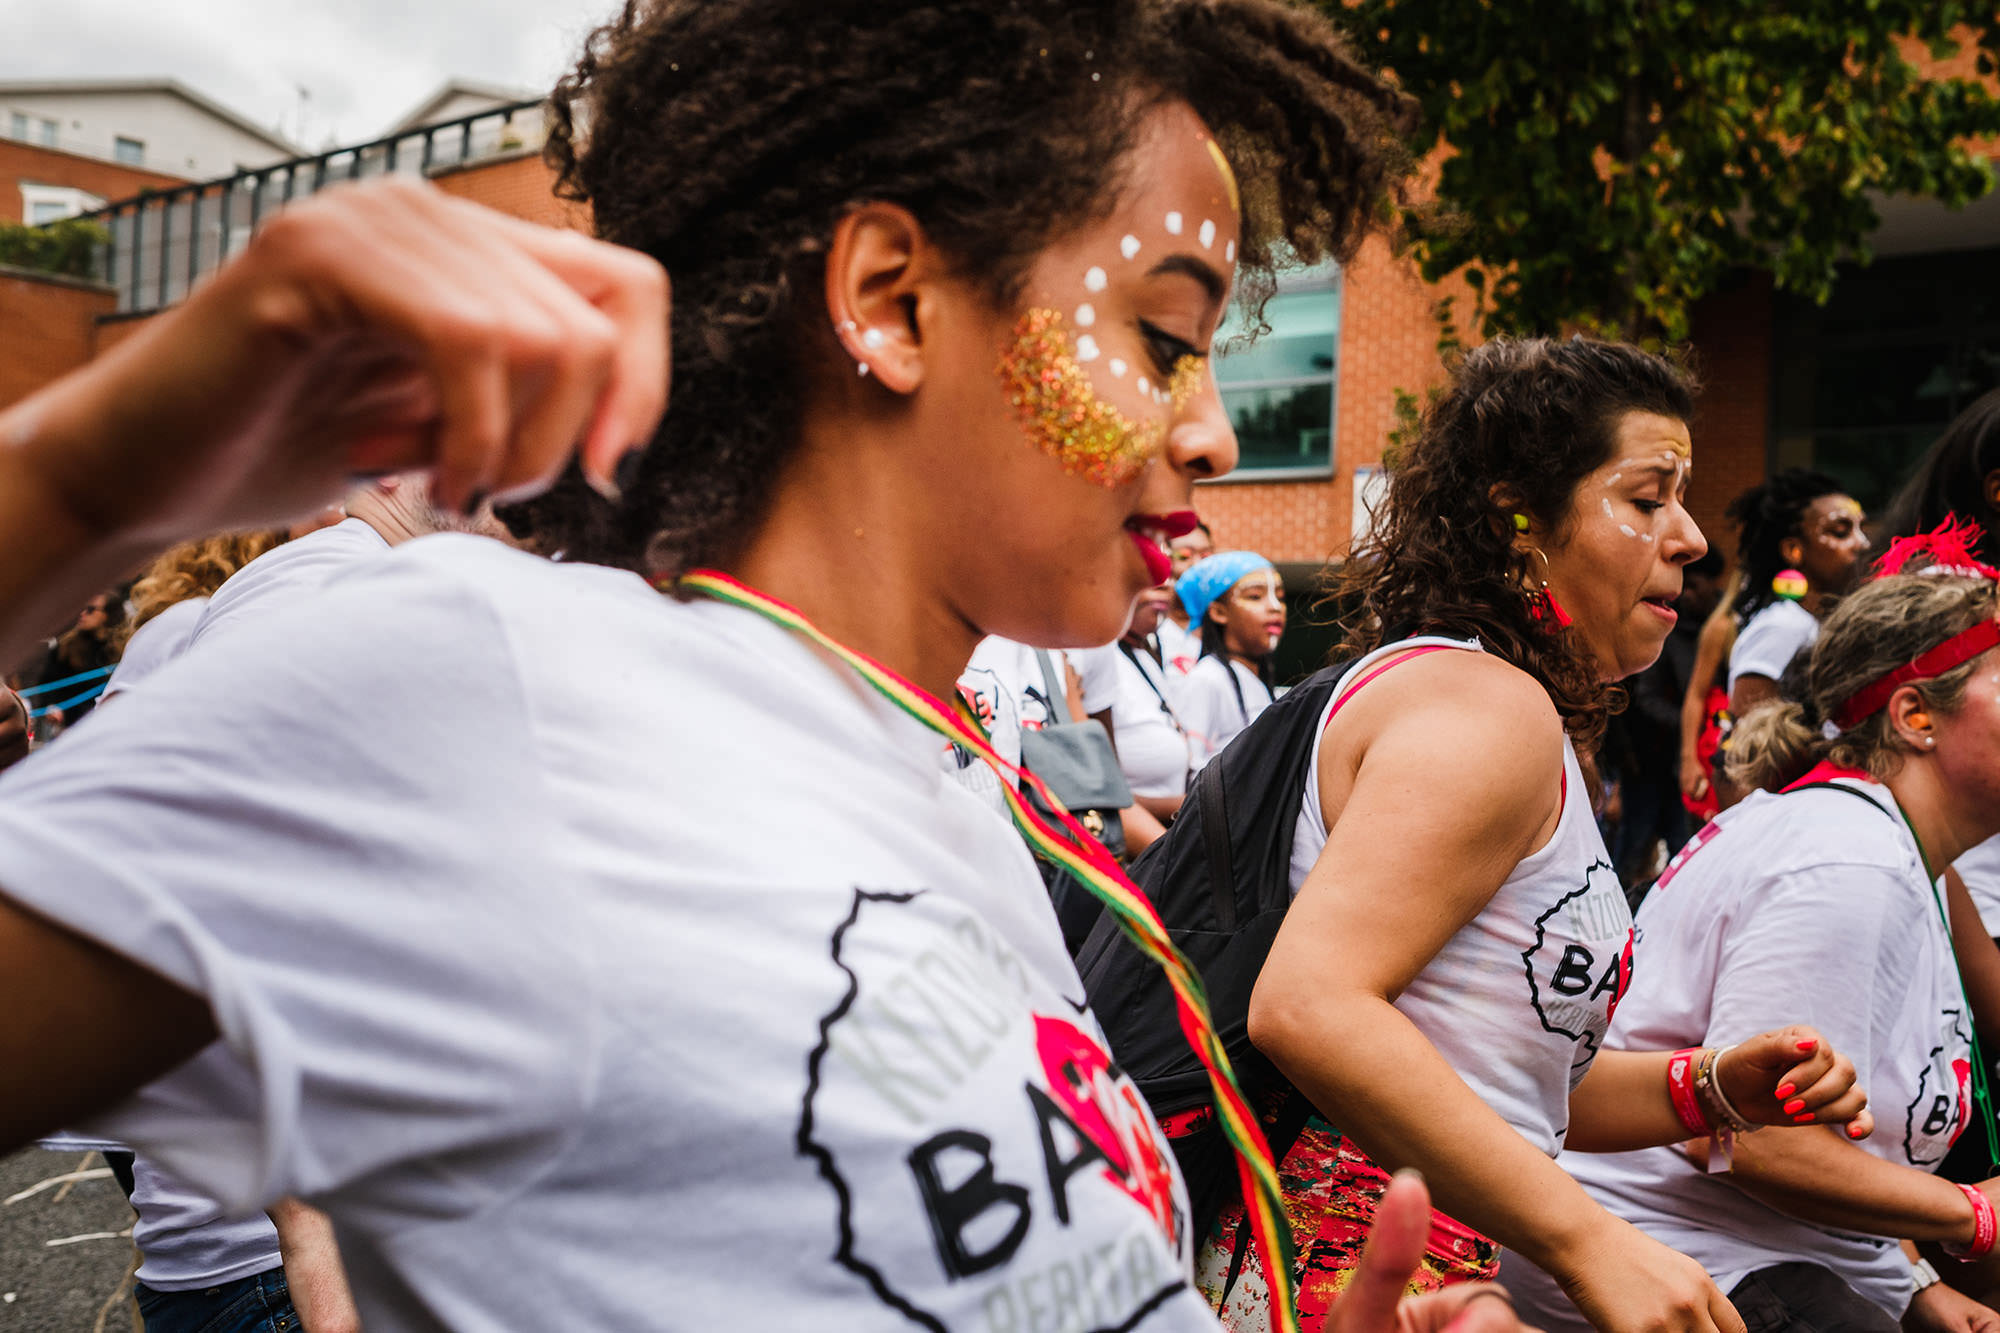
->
[499, 0, 1414, 572]
[1334, 337, 1698, 745]
[1881, 388, 2000, 565]
[1725, 467, 1846, 621]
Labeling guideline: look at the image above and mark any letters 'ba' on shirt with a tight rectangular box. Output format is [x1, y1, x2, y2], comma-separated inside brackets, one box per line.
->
[0, 536, 1216, 1332]
[1288, 636, 1634, 1159]
[1558, 779, 1967, 1317]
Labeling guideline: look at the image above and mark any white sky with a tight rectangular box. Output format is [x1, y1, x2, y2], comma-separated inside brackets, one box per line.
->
[0, 0, 621, 148]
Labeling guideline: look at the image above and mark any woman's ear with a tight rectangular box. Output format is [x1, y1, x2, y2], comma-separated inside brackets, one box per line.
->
[824, 203, 934, 395]
[1780, 536, 1804, 569]
[1982, 467, 2000, 514]
[1885, 685, 1936, 753]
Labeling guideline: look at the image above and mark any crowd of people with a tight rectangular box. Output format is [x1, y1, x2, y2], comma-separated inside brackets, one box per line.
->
[0, 4, 1994, 1333]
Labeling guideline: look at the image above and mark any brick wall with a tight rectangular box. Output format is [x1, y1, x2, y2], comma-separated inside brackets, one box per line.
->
[1197, 235, 1471, 564]
[0, 267, 115, 408]
[428, 151, 590, 231]
[0, 140, 184, 224]
[1683, 273, 1774, 559]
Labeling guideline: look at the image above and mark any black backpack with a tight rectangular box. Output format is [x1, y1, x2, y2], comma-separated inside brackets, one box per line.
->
[1075, 659, 1352, 1241]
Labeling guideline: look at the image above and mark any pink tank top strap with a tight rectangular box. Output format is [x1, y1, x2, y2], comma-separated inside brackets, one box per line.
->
[1325, 644, 1459, 723]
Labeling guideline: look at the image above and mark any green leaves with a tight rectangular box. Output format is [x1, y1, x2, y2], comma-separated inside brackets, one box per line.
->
[0, 218, 108, 282]
[1324, 0, 2000, 343]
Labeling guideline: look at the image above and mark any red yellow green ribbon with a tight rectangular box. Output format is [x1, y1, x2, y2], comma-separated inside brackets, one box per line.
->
[680, 569, 1300, 1332]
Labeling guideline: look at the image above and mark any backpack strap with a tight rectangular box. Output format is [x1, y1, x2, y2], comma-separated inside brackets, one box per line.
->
[1196, 763, 1238, 931]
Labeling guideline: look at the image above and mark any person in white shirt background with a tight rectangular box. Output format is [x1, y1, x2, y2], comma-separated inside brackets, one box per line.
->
[1069, 581, 1196, 846]
[1176, 550, 1287, 766]
[1723, 469, 1870, 720]
[1158, 519, 1215, 686]
[1503, 558, 2000, 1333]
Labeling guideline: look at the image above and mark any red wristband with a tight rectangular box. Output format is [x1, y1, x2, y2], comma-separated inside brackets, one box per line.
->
[1667, 1047, 1713, 1138]
[1947, 1184, 1997, 1260]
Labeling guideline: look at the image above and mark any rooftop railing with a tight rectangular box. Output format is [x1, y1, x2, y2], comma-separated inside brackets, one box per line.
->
[76, 98, 546, 316]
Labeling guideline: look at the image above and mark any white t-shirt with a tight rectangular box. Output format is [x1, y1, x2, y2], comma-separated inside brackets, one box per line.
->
[1154, 618, 1202, 692]
[188, 518, 389, 649]
[1726, 600, 1819, 694]
[1550, 779, 1965, 1318]
[1956, 835, 2000, 938]
[102, 597, 209, 702]
[1287, 636, 1631, 1158]
[0, 537, 1210, 1332]
[1178, 655, 1273, 768]
[1071, 641, 1191, 801]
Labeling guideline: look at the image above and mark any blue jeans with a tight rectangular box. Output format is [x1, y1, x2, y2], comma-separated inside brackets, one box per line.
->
[135, 1268, 297, 1333]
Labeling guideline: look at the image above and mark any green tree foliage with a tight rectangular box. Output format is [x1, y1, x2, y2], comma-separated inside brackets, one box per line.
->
[0, 217, 108, 282]
[1329, 2, 2000, 341]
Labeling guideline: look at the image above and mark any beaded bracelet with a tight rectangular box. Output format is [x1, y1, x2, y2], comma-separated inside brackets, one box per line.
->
[1945, 1183, 1997, 1261]
[1694, 1044, 1760, 1135]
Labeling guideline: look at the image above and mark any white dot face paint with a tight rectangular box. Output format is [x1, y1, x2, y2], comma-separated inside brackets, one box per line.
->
[1601, 498, 1615, 519]
[1075, 334, 1101, 362]
[1084, 266, 1108, 292]
[1198, 219, 1216, 249]
[1619, 524, 1638, 538]
[1225, 240, 1235, 263]
[1108, 358, 1128, 378]
[1137, 376, 1151, 395]
[1165, 212, 1184, 235]
[1075, 303, 1096, 327]
[1120, 234, 1141, 261]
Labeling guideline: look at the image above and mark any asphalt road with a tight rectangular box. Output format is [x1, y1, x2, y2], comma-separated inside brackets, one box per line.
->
[0, 1148, 139, 1333]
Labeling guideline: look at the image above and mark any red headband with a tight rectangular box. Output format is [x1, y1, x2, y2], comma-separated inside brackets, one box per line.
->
[1830, 618, 2000, 731]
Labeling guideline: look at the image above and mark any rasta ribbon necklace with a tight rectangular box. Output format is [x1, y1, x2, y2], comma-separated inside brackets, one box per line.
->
[681, 569, 1303, 1333]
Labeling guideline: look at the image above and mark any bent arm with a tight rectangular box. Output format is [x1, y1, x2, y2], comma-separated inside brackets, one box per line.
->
[1246, 658, 1608, 1274]
[0, 896, 216, 1150]
[1721, 1125, 1983, 1245]
[1680, 617, 1733, 799]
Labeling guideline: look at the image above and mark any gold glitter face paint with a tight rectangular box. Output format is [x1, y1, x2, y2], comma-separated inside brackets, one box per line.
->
[1203, 138, 1241, 216]
[998, 308, 1173, 488]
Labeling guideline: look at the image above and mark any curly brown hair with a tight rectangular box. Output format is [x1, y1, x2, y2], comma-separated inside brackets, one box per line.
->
[1334, 337, 1698, 745]
[117, 531, 286, 651]
[499, 0, 1414, 572]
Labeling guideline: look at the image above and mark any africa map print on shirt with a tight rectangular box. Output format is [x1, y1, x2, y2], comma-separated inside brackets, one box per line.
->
[1522, 858, 1634, 1083]
[802, 888, 1193, 1332]
[1903, 1007, 1972, 1168]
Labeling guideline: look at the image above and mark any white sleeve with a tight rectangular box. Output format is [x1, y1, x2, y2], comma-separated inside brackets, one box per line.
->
[0, 554, 593, 1220]
[1706, 865, 1899, 1080]
[1066, 645, 1123, 717]
[1727, 607, 1813, 692]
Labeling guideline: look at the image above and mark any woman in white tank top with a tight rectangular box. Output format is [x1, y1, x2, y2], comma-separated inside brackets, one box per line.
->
[1202, 341, 1871, 1333]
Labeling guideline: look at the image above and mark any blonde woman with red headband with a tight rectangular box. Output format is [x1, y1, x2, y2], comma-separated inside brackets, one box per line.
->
[1505, 523, 2000, 1333]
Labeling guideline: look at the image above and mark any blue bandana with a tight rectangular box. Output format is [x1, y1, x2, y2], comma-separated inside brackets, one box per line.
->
[1175, 551, 1275, 627]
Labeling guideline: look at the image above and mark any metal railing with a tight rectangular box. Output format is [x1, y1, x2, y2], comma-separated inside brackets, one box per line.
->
[77, 99, 546, 315]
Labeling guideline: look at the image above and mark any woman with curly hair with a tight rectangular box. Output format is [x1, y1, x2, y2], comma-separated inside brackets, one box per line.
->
[0, 2, 1579, 1330]
[1724, 470, 1869, 718]
[100, 530, 284, 703]
[1507, 556, 2000, 1333]
[1191, 339, 1872, 1330]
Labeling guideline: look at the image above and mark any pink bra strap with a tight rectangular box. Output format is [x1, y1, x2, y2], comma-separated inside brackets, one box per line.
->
[1326, 644, 1458, 722]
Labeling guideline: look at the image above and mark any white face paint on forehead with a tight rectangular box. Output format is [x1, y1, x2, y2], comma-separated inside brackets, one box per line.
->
[1120, 234, 1141, 260]
[1084, 266, 1107, 292]
[1075, 303, 1095, 327]
[1165, 211, 1184, 235]
[1198, 219, 1216, 249]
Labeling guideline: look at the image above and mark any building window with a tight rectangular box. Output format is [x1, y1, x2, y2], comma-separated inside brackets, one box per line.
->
[1772, 247, 2000, 513]
[39, 119, 58, 147]
[7, 112, 25, 140]
[1210, 264, 1341, 476]
[113, 136, 145, 166]
[19, 183, 103, 226]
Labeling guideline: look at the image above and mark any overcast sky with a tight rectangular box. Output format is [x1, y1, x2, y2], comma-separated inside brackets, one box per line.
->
[0, 0, 620, 148]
